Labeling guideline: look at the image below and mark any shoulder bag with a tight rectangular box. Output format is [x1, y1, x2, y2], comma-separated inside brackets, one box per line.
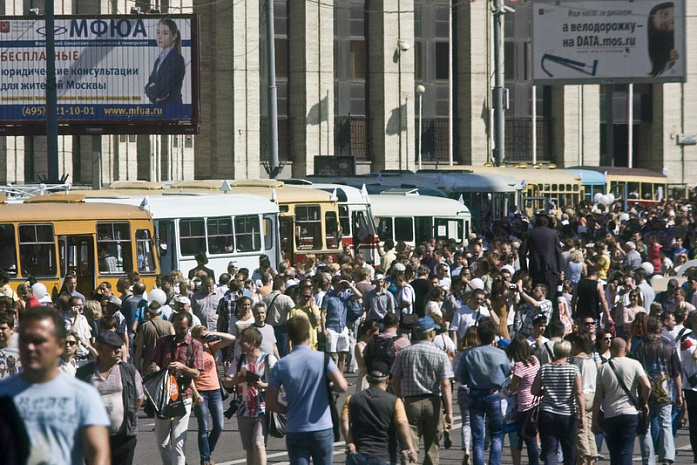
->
[608, 360, 649, 435]
[264, 354, 287, 438]
[324, 353, 341, 441]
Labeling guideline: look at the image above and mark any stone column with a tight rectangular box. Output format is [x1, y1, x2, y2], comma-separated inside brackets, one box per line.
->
[287, 0, 335, 177]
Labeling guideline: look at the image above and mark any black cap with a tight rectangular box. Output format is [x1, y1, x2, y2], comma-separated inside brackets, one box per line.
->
[98, 331, 123, 348]
[366, 361, 390, 382]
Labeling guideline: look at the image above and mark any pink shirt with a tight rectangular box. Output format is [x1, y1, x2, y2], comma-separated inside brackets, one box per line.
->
[513, 357, 541, 412]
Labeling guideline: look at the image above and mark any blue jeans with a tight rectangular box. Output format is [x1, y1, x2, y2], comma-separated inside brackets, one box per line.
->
[515, 409, 540, 465]
[603, 414, 638, 465]
[538, 411, 576, 465]
[194, 389, 224, 464]
[468, 390, 503, 465]
[640, 402, 674, 465]
[286, 428, 335, 465]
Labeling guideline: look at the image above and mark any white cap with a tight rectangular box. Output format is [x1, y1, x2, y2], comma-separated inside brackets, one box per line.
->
[470, 278, 485, 290]
[175, 295, 191, 306]
[641, 262, 655, 275]
[392, 263, 406, 272]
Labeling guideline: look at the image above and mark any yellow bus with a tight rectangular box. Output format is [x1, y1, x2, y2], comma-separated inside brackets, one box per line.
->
[450, 164, 584, 215]
[0, 194, 159, 300]
[219, 180, 341, 265]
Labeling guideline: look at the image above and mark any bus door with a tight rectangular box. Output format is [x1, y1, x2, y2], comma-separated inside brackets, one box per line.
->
[59, 235, 95, 297]
[522, 197, 549, 216]
[279, 217, 294, 263]
[156, 220, 177, 275]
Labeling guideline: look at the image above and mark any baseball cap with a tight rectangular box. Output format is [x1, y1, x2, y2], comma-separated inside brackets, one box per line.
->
[415, 316, 441, 331]
[175, 295, 191, 306]
[366, 361, 390, 382]
[98, 331, 123, 348]
[372, 274, 385, 282]
[668, 278, 680, 288]
[392, 263, 406, 272]
[227, 260, 239, 268]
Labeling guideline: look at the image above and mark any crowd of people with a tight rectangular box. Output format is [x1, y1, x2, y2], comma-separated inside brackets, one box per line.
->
[2, 193, 697, 465]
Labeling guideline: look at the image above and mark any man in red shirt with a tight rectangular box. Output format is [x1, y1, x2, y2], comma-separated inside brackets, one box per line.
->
[17, 283, 41, 311]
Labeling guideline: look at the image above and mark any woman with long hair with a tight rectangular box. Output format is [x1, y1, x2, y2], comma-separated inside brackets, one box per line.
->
[490, 278, 514, 339]
[507, 335, 541, 465]
[145, 18, 186, 104]
[532, 340, 584, 465]
[628, 311, 649, 356]
[647, 2, 678, 77]
[566, 249, 586, 288]
[354, 319, 379, 392]
[620, 290, 645, 339]
[191, 325, 236, 465]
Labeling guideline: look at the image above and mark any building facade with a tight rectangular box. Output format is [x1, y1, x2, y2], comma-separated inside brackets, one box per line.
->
[0, 0, 695, 188]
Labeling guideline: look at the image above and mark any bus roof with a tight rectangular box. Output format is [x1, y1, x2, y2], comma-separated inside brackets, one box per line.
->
[566, 168, 607, 186]
[415, 171, 521, 193]
[369, 193, 471, 217]
[0, 198, 153, 221]
[460, 165, 582, 185]
[83, 192, 279, 219]
[569, 166, 667, 179]
[294, 183, 370, 205]
[228, 181, 335, 203]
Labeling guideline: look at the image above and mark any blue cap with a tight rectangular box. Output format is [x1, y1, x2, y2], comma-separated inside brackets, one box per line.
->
[415, 316, 441, 331]
[497, 338, 511, 349]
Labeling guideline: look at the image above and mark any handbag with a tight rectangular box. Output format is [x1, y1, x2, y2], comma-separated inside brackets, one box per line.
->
[519, 403, 540, 439]
[324, 353, 341, 441]
[608, 360, 649, 435]
[267, 411, 287, 438]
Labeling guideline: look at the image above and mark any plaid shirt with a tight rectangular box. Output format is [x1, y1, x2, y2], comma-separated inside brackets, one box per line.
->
[151, 334, 204, 400]
[391, 340, 454, 397]
[217, 290, 240, 333]
[520, 298, 553, 337]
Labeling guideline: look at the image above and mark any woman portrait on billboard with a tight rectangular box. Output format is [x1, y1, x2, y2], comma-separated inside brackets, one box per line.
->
[647, 2, 678, 77]
[145, 18, 186, 104]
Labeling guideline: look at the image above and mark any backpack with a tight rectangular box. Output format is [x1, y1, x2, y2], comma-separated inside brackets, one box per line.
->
[363, 334, 400, 369]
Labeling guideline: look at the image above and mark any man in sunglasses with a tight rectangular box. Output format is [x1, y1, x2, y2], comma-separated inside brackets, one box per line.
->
[290, 288, 321, 350]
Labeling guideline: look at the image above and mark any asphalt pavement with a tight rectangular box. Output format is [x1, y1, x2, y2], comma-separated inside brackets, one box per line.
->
[133, 370, 695, 465]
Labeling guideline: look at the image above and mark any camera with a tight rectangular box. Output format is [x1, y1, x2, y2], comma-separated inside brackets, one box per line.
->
[245, 372, 261, 383]
[509, 284, 518, 291]
[206, 335, 221, 343]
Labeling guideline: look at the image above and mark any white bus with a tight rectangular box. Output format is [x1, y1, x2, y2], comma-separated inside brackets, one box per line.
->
[370, 190, 471, 251]
[84, 192, 280, 278]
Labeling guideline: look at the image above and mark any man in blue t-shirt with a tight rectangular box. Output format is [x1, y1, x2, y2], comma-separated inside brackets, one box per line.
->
[267, 316, 349, 465]
[0, 306, 110, 465]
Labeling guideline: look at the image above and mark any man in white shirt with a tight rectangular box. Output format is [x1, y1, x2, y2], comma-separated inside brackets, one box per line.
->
[449, 289, 496, 346]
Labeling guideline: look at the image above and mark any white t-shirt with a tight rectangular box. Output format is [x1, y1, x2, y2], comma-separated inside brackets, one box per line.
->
[597, 357, 646, 419]
[450, 304, 490, 340]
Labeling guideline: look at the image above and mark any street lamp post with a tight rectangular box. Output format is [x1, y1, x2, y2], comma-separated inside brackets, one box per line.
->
[416, 84, 425, 170]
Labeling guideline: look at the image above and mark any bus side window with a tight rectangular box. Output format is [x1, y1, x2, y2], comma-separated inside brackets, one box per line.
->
[180, 219, 206, 256]
[263, 217, 274, 251]
[325, 211, 339, 249]
[136, 229, 155, 273]
[19, 224, 56, 277]
[207, 217, 234, 254]
[97, 223, 133, 274]
[0, 224, 17, 276]
[235, 215, 262, 253]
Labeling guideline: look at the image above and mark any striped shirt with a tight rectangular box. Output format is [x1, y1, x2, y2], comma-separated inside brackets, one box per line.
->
[513, 357, 540, 412]
[539, 363, 580, 417]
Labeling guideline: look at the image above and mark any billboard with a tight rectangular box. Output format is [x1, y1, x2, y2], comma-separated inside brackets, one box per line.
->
[532, 1, 685, 85]
[0, 15, 199, 135]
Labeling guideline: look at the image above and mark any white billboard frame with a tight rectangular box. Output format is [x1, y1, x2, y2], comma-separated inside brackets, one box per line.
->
[531, 0, 686, 85]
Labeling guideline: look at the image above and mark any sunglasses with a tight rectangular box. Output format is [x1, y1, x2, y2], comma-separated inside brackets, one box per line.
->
[603, 337, 612, 341]
[66, 340, 77, 346]
[584, 322, 596, 326]
[302, 295, 312, 300]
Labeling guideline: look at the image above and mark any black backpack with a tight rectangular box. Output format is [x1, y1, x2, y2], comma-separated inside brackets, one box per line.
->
[363, 334, 400, 369]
